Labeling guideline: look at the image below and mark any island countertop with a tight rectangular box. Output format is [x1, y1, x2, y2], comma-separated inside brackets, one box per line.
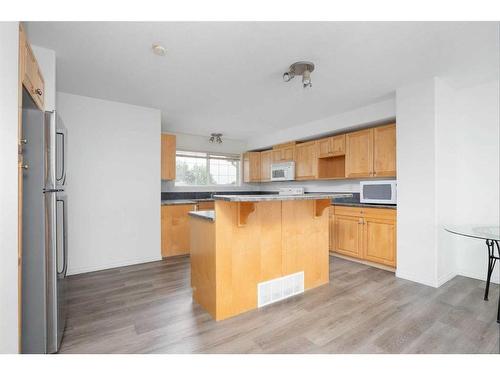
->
[212, 193, 352, 202]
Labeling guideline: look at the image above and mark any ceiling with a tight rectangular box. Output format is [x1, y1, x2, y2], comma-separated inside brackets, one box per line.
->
[26, 22, 499, 140]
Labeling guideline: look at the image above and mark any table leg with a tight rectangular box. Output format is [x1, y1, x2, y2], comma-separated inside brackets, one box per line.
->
[484, 240, 497, 301]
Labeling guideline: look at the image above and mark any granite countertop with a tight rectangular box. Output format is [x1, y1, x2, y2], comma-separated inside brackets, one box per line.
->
[161, 199, 197, 205]
[161, 198, 216, 205]
[333, 202, 397, 210]
[188, 210, 215, 221]
[213, 193, 352, 202]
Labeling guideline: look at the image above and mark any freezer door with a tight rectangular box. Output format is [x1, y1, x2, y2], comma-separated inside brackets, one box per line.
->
[55, 118, 67, 188]
[44, 111, 57, 191]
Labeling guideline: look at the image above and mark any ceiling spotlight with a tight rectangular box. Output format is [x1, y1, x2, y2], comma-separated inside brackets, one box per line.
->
[152, 44, 167, 56]
[283, 61, 315, 88]
[209, 133, 223, 144]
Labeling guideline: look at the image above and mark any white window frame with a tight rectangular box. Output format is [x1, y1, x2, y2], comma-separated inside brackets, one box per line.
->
[174, 149, 242, 187]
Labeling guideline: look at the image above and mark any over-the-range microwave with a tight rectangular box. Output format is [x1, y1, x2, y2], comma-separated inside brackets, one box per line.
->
[360, 180, 397, 204]
[271, 162, 295, 181]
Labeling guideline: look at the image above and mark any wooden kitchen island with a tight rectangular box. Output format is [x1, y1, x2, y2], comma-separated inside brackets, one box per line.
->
[188, 193, 351, 321]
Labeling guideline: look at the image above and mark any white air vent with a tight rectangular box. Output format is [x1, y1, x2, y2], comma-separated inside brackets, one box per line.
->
[257, 271, 304, 307]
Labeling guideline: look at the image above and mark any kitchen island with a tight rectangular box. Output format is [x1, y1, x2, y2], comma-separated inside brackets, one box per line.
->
[189, 193, 351, 321]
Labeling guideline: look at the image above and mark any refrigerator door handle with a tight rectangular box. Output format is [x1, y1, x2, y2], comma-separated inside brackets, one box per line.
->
[55, 130, 66, 185]
[56, 196, 68, 277]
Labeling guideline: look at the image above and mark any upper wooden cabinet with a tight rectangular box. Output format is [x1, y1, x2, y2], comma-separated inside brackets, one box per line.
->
[243, 152, 261, 183]
[260, 150, 273, 182]
[272, 145, 295, 163]
[243, 123, 396, 182]
[295, 140, 318, 180]
[19, 25, 45, 110]
[373, 123, 396, 177]
[318, 134, 345, 158]
[161, 134, 176, 180]
[345, 128, 374, 178]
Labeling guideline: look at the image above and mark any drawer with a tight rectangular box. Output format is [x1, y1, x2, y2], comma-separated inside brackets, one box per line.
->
[333, 205, 396, 221]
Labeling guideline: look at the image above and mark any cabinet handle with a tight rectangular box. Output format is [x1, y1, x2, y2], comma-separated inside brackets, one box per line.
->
[35, 88, 43, 96]
[21, 164, 29, 170]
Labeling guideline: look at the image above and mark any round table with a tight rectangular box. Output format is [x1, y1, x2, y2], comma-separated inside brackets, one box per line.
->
[445, 225, 500, 323]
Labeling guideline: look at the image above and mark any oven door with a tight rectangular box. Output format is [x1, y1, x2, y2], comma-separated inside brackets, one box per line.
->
[360, 181, 396, 204]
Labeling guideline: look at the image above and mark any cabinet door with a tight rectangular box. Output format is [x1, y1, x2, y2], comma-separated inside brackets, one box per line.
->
[373, 123, 396, 177]
[22, 38, 45, 110]
[243, 152, 260, 182]
[161, 134, 176, 180]
[260, 150, 272, 181]
[331, 134, 346, 156]
[295, 141, 317, 180]
[329, 207, 335, 252]
[281, 146, 295, 161]
[363, 216, 396, 267]
[345, 128, 373, 178]
[317, 138, 332, 158]
[334, 215, 363, 259]
[272, 146, 295, 162]
[161, 204, 196, 257]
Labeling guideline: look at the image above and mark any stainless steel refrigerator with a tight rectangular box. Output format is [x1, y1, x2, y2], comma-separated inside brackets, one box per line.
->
[21, 88, 68, 354]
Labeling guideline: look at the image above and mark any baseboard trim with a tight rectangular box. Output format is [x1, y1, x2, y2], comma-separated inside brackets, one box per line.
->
[437, 271, 458, 287]
[67, 255, 163, 276]
[395, 270, 438, 288]
[329, 252, 396, 273]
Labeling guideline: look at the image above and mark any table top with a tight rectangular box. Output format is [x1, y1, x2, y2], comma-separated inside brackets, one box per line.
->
[445, 225, 500, 241]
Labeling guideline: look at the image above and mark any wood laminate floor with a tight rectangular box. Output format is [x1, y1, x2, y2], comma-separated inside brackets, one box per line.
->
[60, 256, 500, 354]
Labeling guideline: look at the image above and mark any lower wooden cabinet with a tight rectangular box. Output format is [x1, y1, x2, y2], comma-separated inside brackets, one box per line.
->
[329, 207, 335, 252]
[331, 205, 396, 267]
[161, 204, 196, 257]
[363, 216, 396, 266]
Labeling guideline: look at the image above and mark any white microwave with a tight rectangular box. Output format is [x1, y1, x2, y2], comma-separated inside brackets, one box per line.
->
[360, 180, 397, 204]
[271, 162, 295, 181]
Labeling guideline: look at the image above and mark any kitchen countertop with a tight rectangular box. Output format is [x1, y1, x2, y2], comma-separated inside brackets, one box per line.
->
[213, 193, 352, 202]
[161, 198, 215, 206]
[332, 202, 397, 210]
[188, 210, 215, 221]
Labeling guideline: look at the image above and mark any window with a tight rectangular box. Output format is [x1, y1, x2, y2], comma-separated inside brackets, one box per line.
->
[175, 150, 240, 186]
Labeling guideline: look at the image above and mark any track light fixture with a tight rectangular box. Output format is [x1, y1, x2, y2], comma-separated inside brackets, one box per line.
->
[283, 61, 315, 88]
[209, 133, 223, 144]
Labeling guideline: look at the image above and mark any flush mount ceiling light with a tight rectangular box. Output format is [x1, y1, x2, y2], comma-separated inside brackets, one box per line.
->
[152, 44, 167, 56]
[283, 61, 315, 88]
[209, 133, 223, 144]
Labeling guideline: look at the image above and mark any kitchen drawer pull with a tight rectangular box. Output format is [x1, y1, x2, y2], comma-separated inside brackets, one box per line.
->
[35, 88, 43, 96]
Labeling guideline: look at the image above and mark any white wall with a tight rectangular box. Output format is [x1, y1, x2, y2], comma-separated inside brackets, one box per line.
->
[0, 21, 20, 353]
[161, 131, 259, 192]
[435, 79, 460, 285]
[57, 92, 162, 275]
[396, 78, 439, 287]
[396, 77, 500, 288]
[452, 80, 499, 283]
[31, 45, 56, 112]
[246, 98, 395, 150]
